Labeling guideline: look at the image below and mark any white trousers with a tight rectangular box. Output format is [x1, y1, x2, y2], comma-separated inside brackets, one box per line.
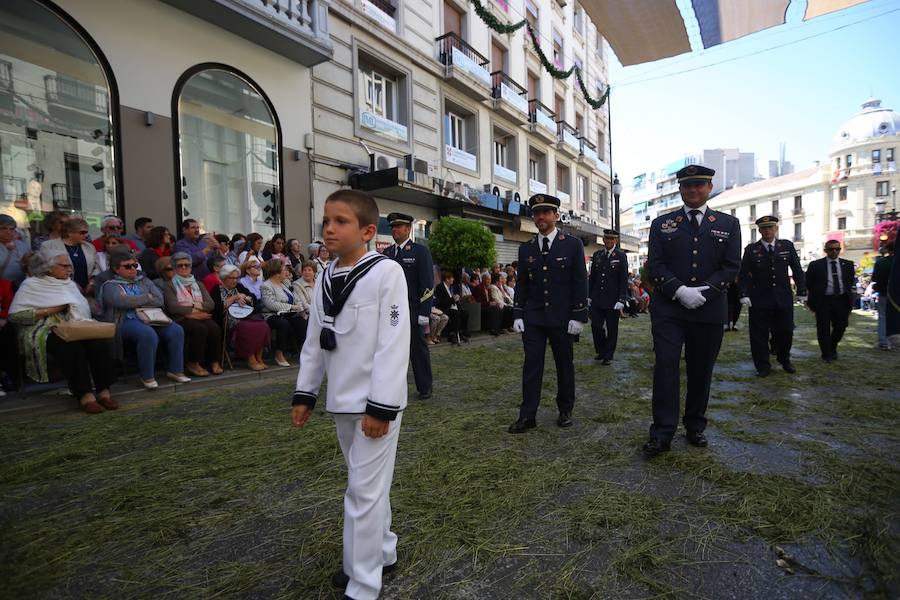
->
[334, 413, 402, 600]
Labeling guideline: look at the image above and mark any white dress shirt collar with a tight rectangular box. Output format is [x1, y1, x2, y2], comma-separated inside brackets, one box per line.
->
[683, 204, 708, 218]
[538, 227, 559, 248]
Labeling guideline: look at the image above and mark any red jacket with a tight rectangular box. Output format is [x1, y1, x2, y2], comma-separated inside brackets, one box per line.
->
[0, 278, 12, 319]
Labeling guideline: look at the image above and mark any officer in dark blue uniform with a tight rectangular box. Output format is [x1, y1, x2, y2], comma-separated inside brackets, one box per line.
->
[589, 229, 629, 365]
[384, 212, 434, 399]
[644, 165, 741, 456]
[738, 215, 807, 377]
[508, 194, 589, 433]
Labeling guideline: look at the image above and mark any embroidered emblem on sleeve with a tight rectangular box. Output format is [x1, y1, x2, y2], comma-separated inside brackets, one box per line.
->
[390, 305, 400, 327]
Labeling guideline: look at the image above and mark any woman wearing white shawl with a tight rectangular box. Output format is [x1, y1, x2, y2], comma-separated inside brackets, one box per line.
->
[9, 250, 117, 413]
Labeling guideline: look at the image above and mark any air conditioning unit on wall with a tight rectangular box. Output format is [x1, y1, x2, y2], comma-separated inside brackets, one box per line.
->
[370, 151, 401, 172]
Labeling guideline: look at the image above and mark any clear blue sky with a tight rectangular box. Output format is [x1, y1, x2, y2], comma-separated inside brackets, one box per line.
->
[607, 0, 900, 206]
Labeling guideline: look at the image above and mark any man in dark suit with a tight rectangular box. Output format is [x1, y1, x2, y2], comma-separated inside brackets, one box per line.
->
[434, 269, 469, 344]
[384, 212, 435, 399]
[644, 165, 742, 457]
[805, 239, 856, 362]
[508, 194, 589, 433]
[589, 229, 629, 365]
[738, 216, 807, 376]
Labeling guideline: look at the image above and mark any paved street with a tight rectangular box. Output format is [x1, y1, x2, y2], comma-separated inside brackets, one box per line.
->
[1, 309, 897, 599]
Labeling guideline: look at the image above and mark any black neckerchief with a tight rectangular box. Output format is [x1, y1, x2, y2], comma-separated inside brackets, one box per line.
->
[319, 253, 387, 351]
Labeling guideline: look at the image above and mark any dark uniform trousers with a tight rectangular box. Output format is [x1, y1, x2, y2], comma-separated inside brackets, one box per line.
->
[815, 295, 850, 357]
[650, 317, 724, 440]
[590, 307, 620, 360]
[748, 307, 793, 369]
[409, 312, 432, 392]
[520, 324, 575, 419]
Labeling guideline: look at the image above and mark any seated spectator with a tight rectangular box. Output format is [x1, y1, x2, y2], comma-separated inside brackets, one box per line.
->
[138, 226, 173, 278]
[505, 274, 517, 303]
[226, 234, 247, 266]
[434, 269, 469, 343]
[203, 255, 226, 294]
[459, 272, 475, 302]
[30, 210, 68, 252]
[93, 245, 135, 300]
[290, 260, 316, 319]
[428, 308, 449, 345]
[153, 256, 174, 293]
[473, 272, 502, 336]
[1, 214, 30, 288]
[261, 233, 287, 263]
[212, 264, 270, 371]
[238, 232, 264, 265]
[490, 272, 514, 331]
[307, 241, 321, 261]
[9, 250, 117, 413]
[260, 258, 307, 367]
[286, 239, 305, 270]
[97, 234, 127, 272]
[174, 218, 217, 279]
[314, 244, 330, 273]
[497, 272, 514, 307]
[163, 252, 223, 377]
[239, 258, 264, 300]
[214, 234, 231, 262]
[98, 251, 189, 389]
[92, 215, 139, 252]
[126, 217, 153, 251]
[41, 217, 100, 296]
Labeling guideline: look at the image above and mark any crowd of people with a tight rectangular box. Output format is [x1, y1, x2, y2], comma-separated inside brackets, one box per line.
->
[0, 212, 334, 408]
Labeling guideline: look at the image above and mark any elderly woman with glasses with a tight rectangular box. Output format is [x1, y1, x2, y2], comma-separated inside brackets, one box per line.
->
[163, 252, 223, 377]
[99, 251, 190, 390]
[212, 263, 271, 371]
[40, 217, 100, 296]
[9, 250, 117, 413]
[260, 258, 307, 367]
[239, 258, 264, 300]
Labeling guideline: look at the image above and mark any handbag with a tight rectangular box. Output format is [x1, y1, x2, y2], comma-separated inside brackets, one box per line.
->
[135, 307, 173, 326]
[52, 320, 115, 342]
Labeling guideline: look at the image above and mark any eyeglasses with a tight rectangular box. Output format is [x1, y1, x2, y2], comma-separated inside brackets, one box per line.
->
[162, 267, 174, 272]
[54, 263, 74, 270]
[175, 263, 191, 268]
[106, 225, 123, 230]
[825, 248, 841, 252]
[120, 263, 138, 270]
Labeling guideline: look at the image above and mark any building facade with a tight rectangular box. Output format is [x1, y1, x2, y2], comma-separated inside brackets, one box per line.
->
[1, 0, 613, 263]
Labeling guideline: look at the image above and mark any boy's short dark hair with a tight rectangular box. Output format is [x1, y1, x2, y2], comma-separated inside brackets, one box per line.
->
[441, 269, 454, 280]
[134, 217, 152, 231]
[325, 190, 379, 228]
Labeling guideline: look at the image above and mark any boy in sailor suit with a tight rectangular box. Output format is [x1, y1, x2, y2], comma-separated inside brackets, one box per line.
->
[291, 190, 410, 600]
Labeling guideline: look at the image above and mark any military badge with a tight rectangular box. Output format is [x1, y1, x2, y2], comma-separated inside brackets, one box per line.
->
[527, 255, 535, 264]
[390, 305, 400, 327]
[707, 215, 716, 222]
[675, 215, 683, 223]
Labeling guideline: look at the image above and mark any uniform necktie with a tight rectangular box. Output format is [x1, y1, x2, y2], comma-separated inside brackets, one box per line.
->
[542, 237, 550, 255]
[830, 260, 841, 295]
[689, 209, 701, 232]
[767, 244, 774, 256]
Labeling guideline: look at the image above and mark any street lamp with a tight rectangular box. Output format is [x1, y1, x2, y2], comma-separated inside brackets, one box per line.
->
[612, 174, 622, 232]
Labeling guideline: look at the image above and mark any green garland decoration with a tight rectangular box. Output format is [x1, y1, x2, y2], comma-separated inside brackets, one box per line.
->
[468, 0, 609, 110]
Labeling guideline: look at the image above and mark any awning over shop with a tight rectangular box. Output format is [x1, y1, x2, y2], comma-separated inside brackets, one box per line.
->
[580, 0, 870, 66]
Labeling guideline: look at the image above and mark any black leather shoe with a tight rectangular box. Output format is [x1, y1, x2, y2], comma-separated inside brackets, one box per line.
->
[832, 351, 839, 360]
[642, 438, 671, 457]
[418, 390, 432, 400]
[557, 412, 574, 428]
[594, 354, 603, 360]
[755, 367, 770, 377]
[822, 355, 834, 363]
[781, 361, 796, 374]
[686, 431, 708, 447]
[601, 359, 611, 366]
[332, 562, 398, 589]
[508, 417, 537, 434]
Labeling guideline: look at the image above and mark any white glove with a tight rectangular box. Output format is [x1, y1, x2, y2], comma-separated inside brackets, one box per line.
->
[512, 318, 525, 333]
[613, 301, 624, 310]
[795, 295, 807, 304]
[675, 285, 709, 310]
[567, 320, 584, 335]
[739, 297, 752, 307]
[417, 315, 430, 326]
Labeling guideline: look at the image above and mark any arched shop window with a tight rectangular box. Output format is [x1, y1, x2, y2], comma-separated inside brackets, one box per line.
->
[175, 67, 281, 239]
[0, 0, 119, 241]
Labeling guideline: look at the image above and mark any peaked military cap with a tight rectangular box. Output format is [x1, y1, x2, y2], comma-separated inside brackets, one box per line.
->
[676, 164, 715, 185]
[755, 215, 779, 228]
[528, 193, 561, 211]
[387, 212, 414, 225]
[603, 228, 620, 237]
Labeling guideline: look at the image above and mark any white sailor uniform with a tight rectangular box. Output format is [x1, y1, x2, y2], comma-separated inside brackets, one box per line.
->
[293, 251, 410, 600]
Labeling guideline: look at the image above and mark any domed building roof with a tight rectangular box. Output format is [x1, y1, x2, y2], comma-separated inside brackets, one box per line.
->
[830, 98, 900, 154]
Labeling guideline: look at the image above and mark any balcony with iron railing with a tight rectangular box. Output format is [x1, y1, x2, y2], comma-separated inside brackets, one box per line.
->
[160, 0, 332, 66]
[792, 207, 805, 218]
[579, 137, 598, 167]
[557, 121, 581, 158]
[436, 32, 491, 98]
[361, 0, 397, 31]
[490, 71, 529, 123]
[44, 75, 108, 114]
[528, 99, 557, 143]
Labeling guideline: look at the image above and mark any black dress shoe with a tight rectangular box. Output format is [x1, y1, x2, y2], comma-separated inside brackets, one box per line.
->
[822, 355, 834, 363]
[601, 359, 611, 366]
[594, 354, 603, 360]
[686, 431, 708, 447]
[557, 412, 574, 428]
[418, 390, 432, 400]
[508, 417, 537, 434]
[832, 351, 839, 360]
[755, 368, 770, 377]
[642, 438, 671, 457]
[781, 361, 796, 374]
[332, 562, 398, 589]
